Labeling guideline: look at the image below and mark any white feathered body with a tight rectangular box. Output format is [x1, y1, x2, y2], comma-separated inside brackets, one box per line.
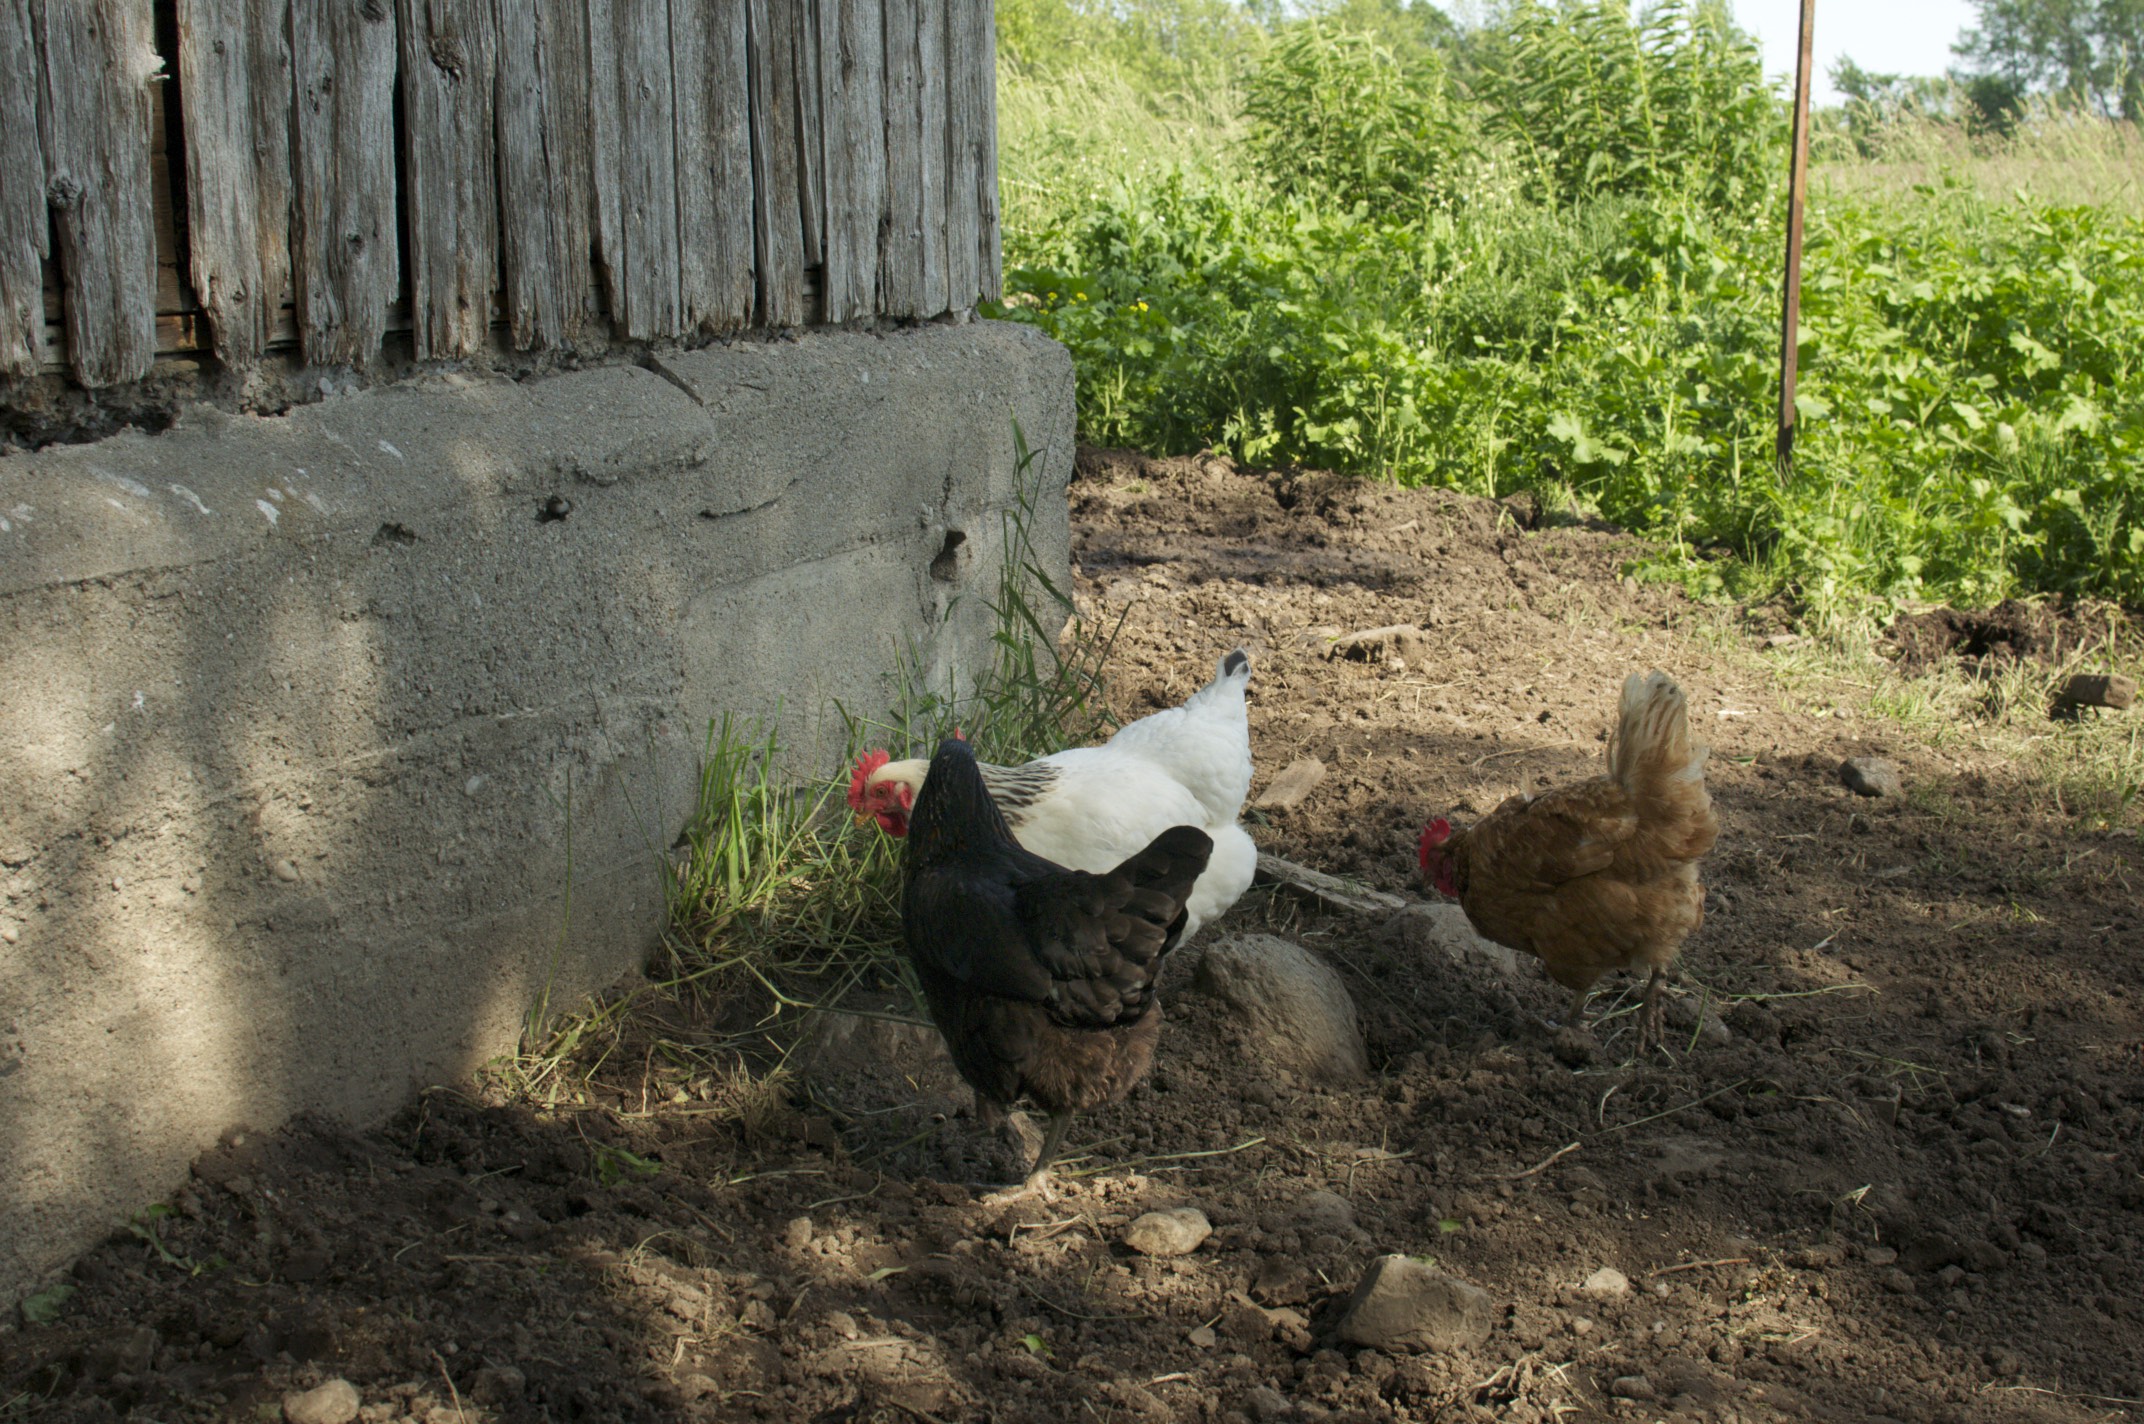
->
[974, 651, 1258, 943]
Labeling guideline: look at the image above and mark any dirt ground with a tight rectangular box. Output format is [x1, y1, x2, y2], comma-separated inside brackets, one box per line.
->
[7, 449, 2143, 1424]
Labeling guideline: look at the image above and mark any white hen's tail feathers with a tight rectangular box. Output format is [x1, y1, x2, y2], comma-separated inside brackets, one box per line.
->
[1608, 671, 1717, 860]
[1097, 649, 1254, 826]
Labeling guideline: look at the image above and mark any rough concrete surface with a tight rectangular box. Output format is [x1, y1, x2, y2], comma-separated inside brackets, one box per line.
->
[0, 321, 1074, 1302]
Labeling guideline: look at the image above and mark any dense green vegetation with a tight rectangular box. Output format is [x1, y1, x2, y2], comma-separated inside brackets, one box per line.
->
[991, 0, 2144, 612]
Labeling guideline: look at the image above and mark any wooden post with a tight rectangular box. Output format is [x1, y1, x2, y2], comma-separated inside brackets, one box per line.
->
[1776, 0, 1815, 476]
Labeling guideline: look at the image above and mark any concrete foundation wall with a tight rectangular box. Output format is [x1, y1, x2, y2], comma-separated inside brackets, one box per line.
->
[0, 322, 1074, 1302]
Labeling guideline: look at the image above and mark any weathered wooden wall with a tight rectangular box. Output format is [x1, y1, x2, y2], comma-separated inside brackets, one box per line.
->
[5, 0, 1000, 389]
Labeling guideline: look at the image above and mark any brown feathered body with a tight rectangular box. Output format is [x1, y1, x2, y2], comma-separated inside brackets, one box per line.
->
[900, 737, 1212, 1184]
[1422, 673, 1718, 1013]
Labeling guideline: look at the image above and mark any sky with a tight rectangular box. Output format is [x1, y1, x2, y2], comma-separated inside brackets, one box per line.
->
[1728, 0, 1978, 105]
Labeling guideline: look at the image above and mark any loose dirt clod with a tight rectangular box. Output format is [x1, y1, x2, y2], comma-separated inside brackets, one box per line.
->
[1840, 754, 1902, 797]
[1123, 1207, 1212, 1257]
[1334, 1255, 1495, 1352]
[1253, 756, 1327, 810]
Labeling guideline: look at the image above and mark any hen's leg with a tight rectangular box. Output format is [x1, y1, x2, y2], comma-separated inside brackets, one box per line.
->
[1025, 1112, 1073, 1190]
[1565, 985, 1592, 1032]
[1637, 968, 1667, 1052]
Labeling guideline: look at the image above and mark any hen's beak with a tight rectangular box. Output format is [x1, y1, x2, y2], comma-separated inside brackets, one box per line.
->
[853, 808, 873, 829]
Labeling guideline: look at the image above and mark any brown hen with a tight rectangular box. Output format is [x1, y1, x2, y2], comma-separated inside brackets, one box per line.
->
[1418, 671, 1718, 1049]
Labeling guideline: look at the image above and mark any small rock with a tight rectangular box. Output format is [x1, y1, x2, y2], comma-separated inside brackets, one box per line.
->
[1840, 757, 1901, 798]
[272, 858, 301, 882]
[1334, 1255, 1494, 1353]
[1254, 758, 1327, 811]
[2057, 672, 2136, 711]
[1569, 1316, 1594, 1336]
[1762, 633, 1803, 650]
[1582, 1267, 1630, 1297]
[1245, 1385, 1293, 1421]
[1610, 1375, 1656, 1401]
[1328, 625, 1429, 666]
[781, 1216, 813, 1248]
[1861, 1244, 1899, 1267]
[826, 1310, 858, 1339]
[1187, 1324, 1217, 1349]
[1193, 935, 1368, 1084]
[284, 1379, 361, 1424]
[1124, 1207, 1212, 1257]
[1787, 1242, 1846, 1270]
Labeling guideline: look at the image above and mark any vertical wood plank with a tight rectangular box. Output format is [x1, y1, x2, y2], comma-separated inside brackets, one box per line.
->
[746, 0, 804, 327]
[973, 0, 998, 301]
[175, 0, 292, 372]
[291, 0, 398, 368]
[877, 0, 920, 318]
[913, 0, 946, 317]
[941, 0, 979, 311]
[494, 0, 597, 349]
[792, 0, 823, 272]
[671, 0, 753, 334]
[37, 0, 159, 387]
[587, 0, 681, 339]
[819, 0, 882, 322]
[0, 0, 48, 376]
[399, 0, 498, 359]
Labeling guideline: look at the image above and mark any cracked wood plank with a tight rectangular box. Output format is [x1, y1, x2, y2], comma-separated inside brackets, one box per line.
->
[588, 0, 681, 338]
[792, 0, 824, 273]
[37, 0, 159, 387]
[913, 0, 947, 316]
[941, 0, 981, 310]
[745, 0, 805, 326]
[0, 0, 47, 375]
[672, 0, 753, 333]
[816, 0, 882, 322]
[398, 0, 498, 359]
[877, 0, 920, 317]
[175, 0, 292, 371]
[493, 0, 598, 348]
[292, 0, 398, 367]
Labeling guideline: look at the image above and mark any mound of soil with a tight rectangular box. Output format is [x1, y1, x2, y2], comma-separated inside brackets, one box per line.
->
[7, 451, 2142, 1424]
[1888, 600, 2113, 677]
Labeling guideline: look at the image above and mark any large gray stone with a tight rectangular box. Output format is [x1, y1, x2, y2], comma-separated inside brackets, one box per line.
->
[1192, 934, 1367, 1084]
[0, 322, 1073, 1304]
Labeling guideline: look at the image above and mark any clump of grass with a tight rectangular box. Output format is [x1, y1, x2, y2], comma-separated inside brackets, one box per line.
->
[487, 426, 1113, 1118]
[658, 424, 1116, 1027]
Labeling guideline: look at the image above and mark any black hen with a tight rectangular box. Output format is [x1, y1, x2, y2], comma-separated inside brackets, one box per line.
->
[900, 736, 1213, 1197]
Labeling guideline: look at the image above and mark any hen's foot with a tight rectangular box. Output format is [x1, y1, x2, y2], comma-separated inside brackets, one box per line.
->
[977, 1168, 1060, 1208]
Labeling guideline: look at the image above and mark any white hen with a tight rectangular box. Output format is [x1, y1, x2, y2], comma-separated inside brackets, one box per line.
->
[849, 649, 1258, 943]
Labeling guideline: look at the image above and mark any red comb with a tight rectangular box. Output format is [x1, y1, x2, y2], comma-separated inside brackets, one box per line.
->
[1417, 818, 1452, 873]
[848, 749, 890, 811]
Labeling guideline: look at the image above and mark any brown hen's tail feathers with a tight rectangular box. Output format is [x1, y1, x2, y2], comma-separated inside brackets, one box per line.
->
[1608, 671, 1718, 858]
